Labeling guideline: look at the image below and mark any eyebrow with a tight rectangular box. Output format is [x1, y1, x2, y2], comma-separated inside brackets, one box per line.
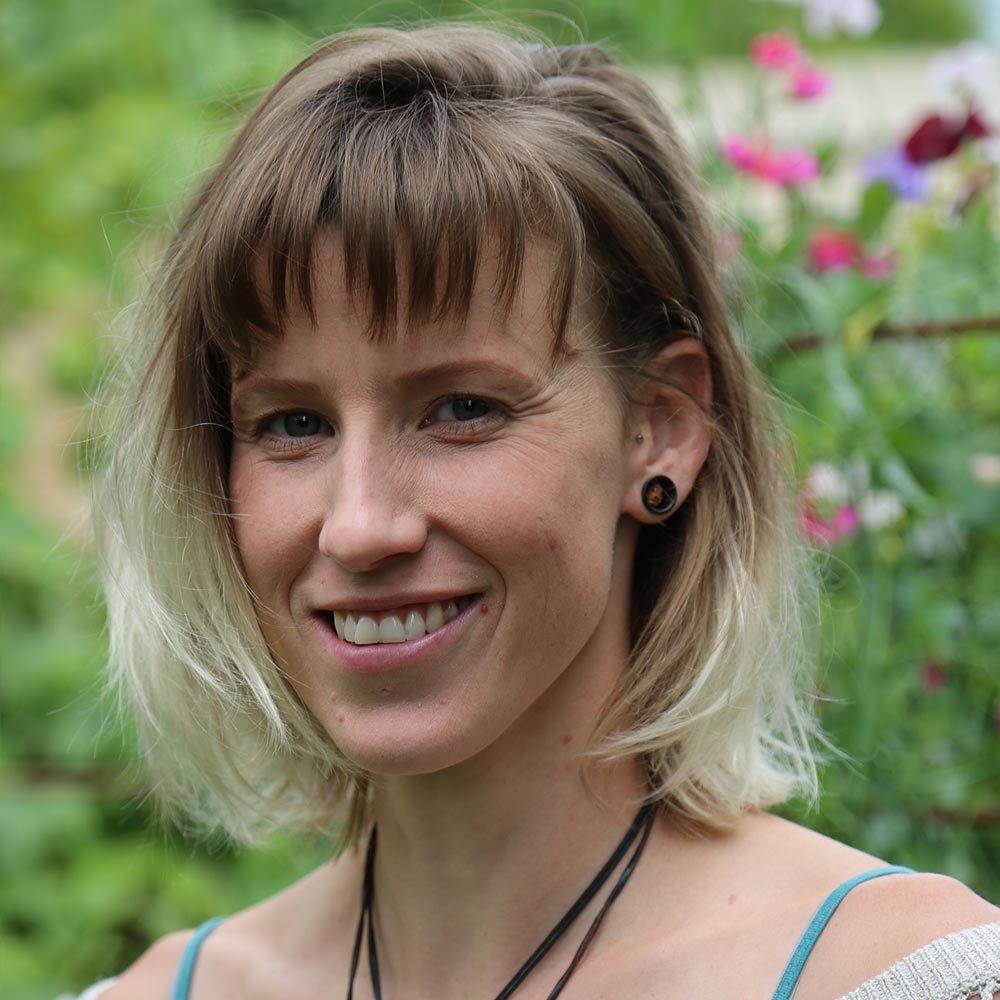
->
[394, 358, 546, 388]
[231, 359, 544, 407]
[229, 376, 324, 416]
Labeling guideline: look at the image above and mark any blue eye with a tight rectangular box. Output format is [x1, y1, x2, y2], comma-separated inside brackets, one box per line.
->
[267, 412, 328, 437]
[430, 398, 494, 423]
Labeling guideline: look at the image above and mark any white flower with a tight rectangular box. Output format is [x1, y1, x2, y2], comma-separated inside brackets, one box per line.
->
[806, 462, 849, 502]
[929, 42, 998, 105]
[971, 453, 1000, 485]
[858, 489, 905, 529]
[753, 0, 882, 38]
[910, 514, 965, 559]
[804, 0, 882, 37]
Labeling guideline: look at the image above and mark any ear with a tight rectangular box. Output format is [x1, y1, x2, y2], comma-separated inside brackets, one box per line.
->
[623, 337, 712, 523]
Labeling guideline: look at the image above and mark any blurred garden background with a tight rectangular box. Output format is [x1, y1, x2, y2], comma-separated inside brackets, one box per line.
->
[2, 0, 999, 996]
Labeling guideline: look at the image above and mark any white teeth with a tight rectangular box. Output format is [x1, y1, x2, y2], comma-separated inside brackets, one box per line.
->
[332, 597, 474, 645]
[426, 602, 444, 632]
[378, 616, 406, 643]
[353, 616, 378, 645]
[404, 610, 426, 640]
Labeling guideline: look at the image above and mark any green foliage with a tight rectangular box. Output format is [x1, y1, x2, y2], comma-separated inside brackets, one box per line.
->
[0, 1, 996, 996]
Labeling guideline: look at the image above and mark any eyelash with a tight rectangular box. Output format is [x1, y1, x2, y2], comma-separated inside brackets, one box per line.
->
[421, 396, 506, 435]
[254, 411, 333, 452]
[253, 396, 505, 448]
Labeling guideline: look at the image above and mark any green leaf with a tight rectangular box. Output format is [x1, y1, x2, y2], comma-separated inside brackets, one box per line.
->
[842, 294, 890, 355]
[857, 181, 894, 241]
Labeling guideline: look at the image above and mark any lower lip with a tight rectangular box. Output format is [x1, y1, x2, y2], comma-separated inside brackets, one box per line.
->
[312, 596, 485, 672]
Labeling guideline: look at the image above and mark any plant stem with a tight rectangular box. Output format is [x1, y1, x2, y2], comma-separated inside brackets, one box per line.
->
[780, 314, 1000, 354]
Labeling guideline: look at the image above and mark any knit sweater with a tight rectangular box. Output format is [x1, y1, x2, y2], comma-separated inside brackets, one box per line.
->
[835, 922, 1000, 1000]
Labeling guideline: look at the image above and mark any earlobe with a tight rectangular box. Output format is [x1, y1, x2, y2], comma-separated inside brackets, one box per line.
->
[624, 337, 712, 523]
[641, 476, 677, 517]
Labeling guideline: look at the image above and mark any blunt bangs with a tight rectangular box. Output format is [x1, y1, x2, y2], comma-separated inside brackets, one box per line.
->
[184, 34, 612, 363]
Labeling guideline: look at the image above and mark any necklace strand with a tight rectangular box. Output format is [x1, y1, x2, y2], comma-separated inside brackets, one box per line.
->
[346, 803, 655, 1000]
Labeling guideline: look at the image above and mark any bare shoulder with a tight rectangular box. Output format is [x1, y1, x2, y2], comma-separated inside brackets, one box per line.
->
[100, 929, 196, 1000]
[103, 850, 362, 1000]
[818, 869, 999, 953]
[784, 831, 1000, 999]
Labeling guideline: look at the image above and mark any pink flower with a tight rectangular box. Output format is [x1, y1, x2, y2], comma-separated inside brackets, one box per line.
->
[750, 33, 804, 71]
[806, 228, 895, 280]
[860, 252, 895, 281]
[802, 499, 859, 545]
[716, 228, 743, 262]
[789, 64, 832, 99]
[921, 661, 948, 693]
[760, 147, 822, 186]
[721, 134, 763, 173]
[722, 135, 821, 188]
[808, 228, 860, 271]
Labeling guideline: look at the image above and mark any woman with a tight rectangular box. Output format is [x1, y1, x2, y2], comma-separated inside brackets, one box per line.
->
[90, 24, 998, 1000]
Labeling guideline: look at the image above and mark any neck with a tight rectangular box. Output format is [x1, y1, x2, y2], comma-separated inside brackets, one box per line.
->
[365, 712, 650, 997]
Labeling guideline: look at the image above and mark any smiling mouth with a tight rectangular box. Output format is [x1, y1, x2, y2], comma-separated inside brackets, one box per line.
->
[322, 596, 478, 645]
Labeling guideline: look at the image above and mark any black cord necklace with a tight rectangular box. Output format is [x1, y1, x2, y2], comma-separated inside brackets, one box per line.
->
[345, 803, 655, 1000]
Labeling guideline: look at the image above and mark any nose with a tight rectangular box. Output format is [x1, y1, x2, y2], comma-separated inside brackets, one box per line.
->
[317, 441, 428, 573]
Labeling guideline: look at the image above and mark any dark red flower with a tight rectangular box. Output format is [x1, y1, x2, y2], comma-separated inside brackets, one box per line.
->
[903, 108, 993, 165]
[921, 661, 948, 693]
[962, 109, 992, 140]
[903, 114, 964, 164]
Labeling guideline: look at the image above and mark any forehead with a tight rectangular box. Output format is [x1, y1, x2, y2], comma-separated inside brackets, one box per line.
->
[236, 231, 598, 378]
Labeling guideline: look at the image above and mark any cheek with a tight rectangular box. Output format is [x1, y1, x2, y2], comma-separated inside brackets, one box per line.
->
[229, 453, 313, 602]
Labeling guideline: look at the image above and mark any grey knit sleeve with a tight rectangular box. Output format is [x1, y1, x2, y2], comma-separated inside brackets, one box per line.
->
[54, 978, 117, 1000]
[836, 923, 1000, 1000]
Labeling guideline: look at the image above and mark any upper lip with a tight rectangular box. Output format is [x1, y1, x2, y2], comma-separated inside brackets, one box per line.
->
[312, 590, 482, 614]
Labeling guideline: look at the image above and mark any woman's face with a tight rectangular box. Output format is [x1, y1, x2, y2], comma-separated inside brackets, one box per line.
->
[228, 238, 642, 777]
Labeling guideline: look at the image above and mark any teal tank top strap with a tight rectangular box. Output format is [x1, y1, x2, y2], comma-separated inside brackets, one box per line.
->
[770, 865, 915, 1000]
[171, 916, 227, 1000]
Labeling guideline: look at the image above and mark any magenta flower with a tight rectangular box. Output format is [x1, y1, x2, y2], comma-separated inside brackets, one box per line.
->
[750, 33, 804, 71]
[808, 228, 860, 272]
[789, 64, 832, 99]
[802, 499, 859, 545]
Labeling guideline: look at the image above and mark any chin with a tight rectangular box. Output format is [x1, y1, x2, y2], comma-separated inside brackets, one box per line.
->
[327, 707, 502, 779]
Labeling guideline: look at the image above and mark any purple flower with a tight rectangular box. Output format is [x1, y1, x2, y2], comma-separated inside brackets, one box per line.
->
[861, 148, 929, 201]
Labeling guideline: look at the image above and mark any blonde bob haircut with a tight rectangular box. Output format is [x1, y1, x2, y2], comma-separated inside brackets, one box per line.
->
[96, 23, 821, 847]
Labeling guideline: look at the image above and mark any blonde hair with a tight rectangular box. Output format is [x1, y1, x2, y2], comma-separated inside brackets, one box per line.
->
[95, 23, 820, 847]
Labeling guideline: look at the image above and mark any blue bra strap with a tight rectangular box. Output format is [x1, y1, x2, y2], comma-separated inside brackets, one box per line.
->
[171, 917, 227, 1000]
[770, 865, 914, 1000]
